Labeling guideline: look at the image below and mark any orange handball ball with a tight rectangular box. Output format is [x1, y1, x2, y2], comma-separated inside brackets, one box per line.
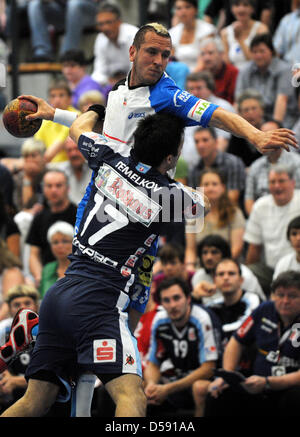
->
[2, 97, 42, 138]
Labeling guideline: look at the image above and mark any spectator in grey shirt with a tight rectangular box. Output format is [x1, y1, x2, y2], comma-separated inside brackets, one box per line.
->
[244, 120, 300, 215]
[235, 33, 299, 129]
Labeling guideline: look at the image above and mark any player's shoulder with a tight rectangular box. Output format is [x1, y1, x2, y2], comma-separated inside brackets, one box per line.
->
[152, 307, 170, 327]
[111, 76, 127, 92]
[190, 304, 214, 325]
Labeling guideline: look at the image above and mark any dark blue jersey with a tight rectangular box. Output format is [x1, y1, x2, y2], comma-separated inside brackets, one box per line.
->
[234, 301, 300, 376]
[67, 132, 204, 313]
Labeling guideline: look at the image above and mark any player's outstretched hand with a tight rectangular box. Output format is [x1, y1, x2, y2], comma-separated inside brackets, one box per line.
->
[254, 128, 298, 154]
[18, 94, 55, 121]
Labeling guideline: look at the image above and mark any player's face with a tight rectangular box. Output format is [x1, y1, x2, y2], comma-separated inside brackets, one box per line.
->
[187, 80, 210, 100]
[273, 286, 300, 322]
[161, 257, 185, 278]
[50, 232, 73, 261]
[268, 171, 295, 206]
[174, 1, 197, 25]
[239, 98, 263, 127]
[201, 246, 223, 271]
[96, 12, 120, 41]
[289, 228, 300, 254]
[43, 172, 69, 207]
[48, 88, 71, 110]
[129, 31, 172, 86]
[214, 261, 243, 295]
[200, 172, 225, 202]
[10, 297, 38, 318]
[160, 285, 191, 326]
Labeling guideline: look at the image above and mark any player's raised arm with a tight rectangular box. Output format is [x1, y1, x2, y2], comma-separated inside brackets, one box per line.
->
[69, 105, 106, 144]
[210, 107, 298, 154]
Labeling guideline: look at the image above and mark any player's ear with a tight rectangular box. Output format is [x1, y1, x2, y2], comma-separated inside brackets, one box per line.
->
[129, 45, 137, 62]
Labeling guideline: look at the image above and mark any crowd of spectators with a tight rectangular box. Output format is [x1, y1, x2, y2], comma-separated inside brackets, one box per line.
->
[0, 0, 300, 418]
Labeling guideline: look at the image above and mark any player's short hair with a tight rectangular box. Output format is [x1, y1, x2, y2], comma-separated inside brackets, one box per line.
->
[156, 277, 191, 302]
[194, 126, 217, 140]
[5, 284, 40, 305]
[197, 235, 231, 265]
[213, 258, 242, 277]
[158, 243, 185, 264]
[47, 221, 74, 243]
[186, 71, 215, 92]
[21, 137, 46, 156]
[271, 271, 300, 293]
[48, 80, 72, 97]
[133, 113, 185, 167]
[96, 2, 122, 18]
[287, 216, 300, 240]
[132, 22, 171, 50]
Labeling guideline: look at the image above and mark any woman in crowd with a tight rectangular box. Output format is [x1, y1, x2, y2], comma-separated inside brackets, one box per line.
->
[169, 0, 216, 72]
[220, 0, 268, 69]
[185, 168, 245, 270]
[39, 221, 74, 298]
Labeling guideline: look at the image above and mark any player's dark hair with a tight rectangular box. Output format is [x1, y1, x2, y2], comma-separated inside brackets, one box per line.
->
[96, 2, 121, 19]
[197, 235, 231, 266]
[194, 126, 217, 140]
[271, 271, 300, 293]
[156, 277, 191, 302]
[133, 23, 171, 50]
[213, 258, 242, 277]
[159, 243, 185, 264]
[133, 113, 185, 167]
[250, 33, 275, 54]
[287, 216, 300, 240]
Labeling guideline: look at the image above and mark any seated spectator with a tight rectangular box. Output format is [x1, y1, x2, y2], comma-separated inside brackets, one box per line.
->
[144, 277, 218, 416]
[273, 216, 300, 279]
[273, 0, 300, 67]
[0, 192, 20, 260]
[195, 36, 238, 104]
[34, 80, 79, 164]
[220, 0, 268, 70]
[60, 49, 105, 110]
[91, 2, 138, 86]
[0, 239, 25, 321]
[244, 164, 300, 296]
[191, 235, 265, 305]
[152, 243, 194, 304]
[182, 71, 235, 169]
[26, 169, 77, 288]
[27, 0, 98, 61]
[0, 284, 39, 413]
[12, 138, 46, 214]
[185, 168, 246, 269]
[227, 89, 265, 167]
[78, 90, 106, 114]
[193, 258, 261, 416]
[169, 0, 216, 72]
[56, 136, 93, 206]
[235, 33, 299, 128]
[244, 120, 300, 215]
[39, 221, 73, 298]
[204, 271, 300, 417]
[188, 128, 246, 205]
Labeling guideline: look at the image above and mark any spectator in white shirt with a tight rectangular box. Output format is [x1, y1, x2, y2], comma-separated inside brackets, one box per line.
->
[91, 2, 138, 86]
[244, 163, 300, 296]
[273, 216, 300, 279]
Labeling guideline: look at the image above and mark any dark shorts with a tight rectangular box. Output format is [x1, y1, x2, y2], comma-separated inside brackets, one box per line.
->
[26, 275, 142, 398]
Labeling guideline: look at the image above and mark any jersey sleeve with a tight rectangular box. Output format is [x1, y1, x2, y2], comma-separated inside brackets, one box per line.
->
[149, 75, 219, 127]
[233, 304, 261, 346]
[77, 132, 113, 170]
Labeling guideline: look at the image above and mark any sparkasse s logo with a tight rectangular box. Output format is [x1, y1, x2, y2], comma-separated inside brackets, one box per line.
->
[93, 339, 116, 363]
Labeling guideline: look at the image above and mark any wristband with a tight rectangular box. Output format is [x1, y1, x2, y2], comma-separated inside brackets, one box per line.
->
[53, 108, 78, 127]
[264, 376, 272, 392]
[87, 104, 106, 121]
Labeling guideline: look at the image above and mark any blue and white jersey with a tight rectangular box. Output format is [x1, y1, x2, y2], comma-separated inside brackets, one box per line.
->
[67, 133, 204, 313]
[102, 72, 218, 148]
[148, 304, 218, 378]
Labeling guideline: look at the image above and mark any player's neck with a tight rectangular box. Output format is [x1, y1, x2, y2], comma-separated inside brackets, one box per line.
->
[223, 288, 242, 306]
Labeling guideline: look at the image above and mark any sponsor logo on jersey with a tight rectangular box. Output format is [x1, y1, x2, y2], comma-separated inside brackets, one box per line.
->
[95, 164, 161, 226]
[188, 328, 196, 341]
[73, 236, 118, 268]
[173, 89, 191, 107]
[121, 265, 132, 277]
[237, 316, 254, 338]
[128, 112, 146, 119]
[138, 254, 155, 287]
[144, 234, 157, 247]
[135, 162, 151, 174]
[188, 99, 211, 121]
[125, 255, 138, 268]
[125, 354, 135, 365]
[94, 339, 116, 363]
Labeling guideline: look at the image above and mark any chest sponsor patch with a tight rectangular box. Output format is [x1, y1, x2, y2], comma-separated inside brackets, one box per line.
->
[95, 164, 161, 226]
